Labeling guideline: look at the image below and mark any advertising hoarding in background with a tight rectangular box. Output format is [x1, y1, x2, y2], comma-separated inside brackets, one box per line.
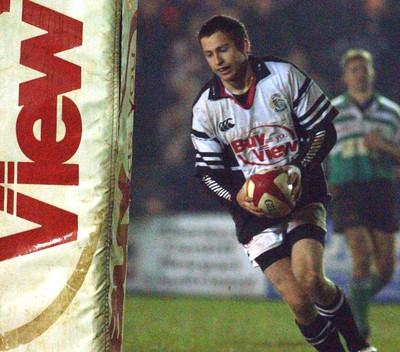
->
[130, 213, 400, 303]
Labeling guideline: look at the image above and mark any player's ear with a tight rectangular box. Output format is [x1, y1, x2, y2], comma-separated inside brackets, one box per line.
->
[370, 66, 376, 83]
[243, 39, 251, 55]
[341, 70, 349, 88]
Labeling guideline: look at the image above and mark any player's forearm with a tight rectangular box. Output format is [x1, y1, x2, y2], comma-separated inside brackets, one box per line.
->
[365, 130, 400, 164]
[291, 122, 337, 172]
[201, 174, 237, 207]
[380, 142, 400, 164]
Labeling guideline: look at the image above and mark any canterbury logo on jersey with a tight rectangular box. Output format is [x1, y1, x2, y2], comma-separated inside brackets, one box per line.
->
[219, 118, 235, 132]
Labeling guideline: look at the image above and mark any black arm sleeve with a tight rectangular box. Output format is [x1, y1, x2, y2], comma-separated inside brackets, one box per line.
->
[200, 173, 238, 208]
[291, 122, 337, 172]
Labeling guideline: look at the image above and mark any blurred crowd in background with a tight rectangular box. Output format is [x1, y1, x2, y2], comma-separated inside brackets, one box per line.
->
[131, 0, 400, 217]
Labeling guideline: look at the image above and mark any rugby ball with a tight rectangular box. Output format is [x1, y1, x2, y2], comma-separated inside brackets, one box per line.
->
[247, 168, 296, 218]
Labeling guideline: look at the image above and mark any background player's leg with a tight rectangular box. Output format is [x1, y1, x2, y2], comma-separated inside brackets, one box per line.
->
[354, 228, 397, 341]
[345, 226, 373, 338]
[369, 229, 396, 294]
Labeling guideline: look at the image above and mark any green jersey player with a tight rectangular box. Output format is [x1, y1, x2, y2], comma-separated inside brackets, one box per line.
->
[328, 48, 400, 341]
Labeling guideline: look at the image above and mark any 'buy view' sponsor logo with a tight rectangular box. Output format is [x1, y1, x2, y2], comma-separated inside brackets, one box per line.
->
[231, 125, 298, 166]
[0, 0, 83, 263]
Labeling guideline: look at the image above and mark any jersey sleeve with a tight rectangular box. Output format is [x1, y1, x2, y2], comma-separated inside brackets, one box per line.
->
[191, 101, 225, 177]
[191, 100, 238, 206]
[287, 65, 339, 171]
[289, 65, 338, 131]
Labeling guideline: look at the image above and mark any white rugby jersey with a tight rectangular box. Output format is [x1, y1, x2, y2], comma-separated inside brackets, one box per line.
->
[191, 56, 338, 243]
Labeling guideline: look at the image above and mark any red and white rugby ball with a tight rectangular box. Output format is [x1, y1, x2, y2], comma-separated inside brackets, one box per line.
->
[247, 168, 296, 218]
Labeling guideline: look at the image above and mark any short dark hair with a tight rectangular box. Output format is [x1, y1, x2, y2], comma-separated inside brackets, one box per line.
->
[197, 15, 249, 51]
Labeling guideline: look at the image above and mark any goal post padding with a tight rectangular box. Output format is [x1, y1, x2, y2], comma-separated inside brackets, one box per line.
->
[0, 0, 137, 350]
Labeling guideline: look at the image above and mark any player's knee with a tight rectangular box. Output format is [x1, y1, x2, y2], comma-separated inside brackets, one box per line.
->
[373, 253, 396, 284]
[291, 302, 316, 324]
[297, 270, 326, 296]
[377, 263, 395, 285]
[352, 252, 371, 277]
[353, 246, 370, 263]
[278, 289, 316, 324]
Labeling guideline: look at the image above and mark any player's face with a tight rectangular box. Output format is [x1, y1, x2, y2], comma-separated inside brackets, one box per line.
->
[343, 59, 374, 92]
[200, 31, 249, 86]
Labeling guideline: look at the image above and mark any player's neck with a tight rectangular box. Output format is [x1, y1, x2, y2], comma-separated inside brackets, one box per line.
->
[224, 68, 253, 95]
[348, 89, 373, 107]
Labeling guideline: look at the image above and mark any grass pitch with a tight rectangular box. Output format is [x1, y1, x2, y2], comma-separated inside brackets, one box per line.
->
[123, 294, 400, 352]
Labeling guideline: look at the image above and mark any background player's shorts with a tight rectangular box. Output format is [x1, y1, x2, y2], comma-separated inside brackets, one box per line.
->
[243, 202, 327, 270]
[329, 179, 399, 233]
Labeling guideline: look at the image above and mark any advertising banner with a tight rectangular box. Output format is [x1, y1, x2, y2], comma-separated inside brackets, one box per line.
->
[0, 0, 137, 350]
[130, 213, 269, 298]
[129, 213, 400, 303]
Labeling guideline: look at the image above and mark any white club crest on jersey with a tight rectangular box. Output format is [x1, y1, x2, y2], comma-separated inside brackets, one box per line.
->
[270, 93, 287, 112]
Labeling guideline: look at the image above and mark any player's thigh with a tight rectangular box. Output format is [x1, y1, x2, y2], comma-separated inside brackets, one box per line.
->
[263, 257, 315, 322]
[264, 258, 310, 305]
[291, 238, 339, 304]
[290, 238, 326, 289]
[344, 226, 372, 276]
[285, 203, 329, 290]
[345, 226, 371, 258]
[370, 229, 396, 275]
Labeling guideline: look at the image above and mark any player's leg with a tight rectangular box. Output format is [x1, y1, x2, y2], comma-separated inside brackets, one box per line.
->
[290, 231, 369, 352]
[287, 203, 371, 352]
[350, 229, 396, 341]
[350, 179, 399, 340]
[368, 179, 398, 296]
[369, 229, 396, 294]
[344, 225, 372, 339]
[330, 183, 374, 339]
[244, 227, 345, 351]
[262, 257, 345, 352]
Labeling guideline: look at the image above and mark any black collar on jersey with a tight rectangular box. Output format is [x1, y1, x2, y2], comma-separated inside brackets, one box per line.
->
[208, 55, 271, 108]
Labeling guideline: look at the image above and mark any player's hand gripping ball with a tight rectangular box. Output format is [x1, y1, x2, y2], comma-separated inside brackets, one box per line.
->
[247, 167, 297, 218]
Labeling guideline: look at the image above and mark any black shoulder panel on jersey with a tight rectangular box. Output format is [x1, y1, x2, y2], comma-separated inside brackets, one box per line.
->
[258, 55, 290, 64]
[256, 55, 308, 77]
[191, 76, 214, 108]
[248, 56, 271, 81]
